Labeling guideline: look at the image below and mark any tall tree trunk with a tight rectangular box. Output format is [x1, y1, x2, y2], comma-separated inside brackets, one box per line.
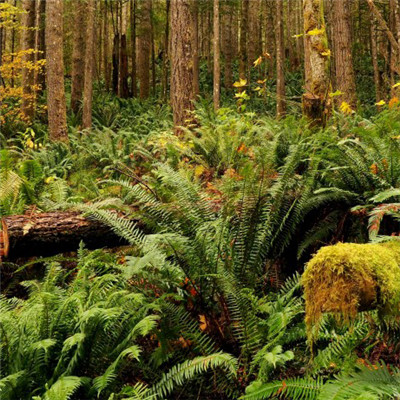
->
[247, 0, 261, 68]
[276, 0, 286, 117]
[213, 0, 220, 111]
[302, 0, 331, 125]
[370, 13, 382, 102]
[70, 0, 87, 114]
[36, 0, 46, 94]
[10, 0, 17, 88]
[82, 0, 96, 129]
[138, 0, 151, 99]
[118, 1, 129, 98]
[222, 1, 235, 90]
[264, 0, 275, 77]
[45, 0, 67, 142]
[170, 0, 194, 132]
[104, 1, 111, 92]
[331, 0, 357, 108]
[112, 34, 120, 94]
[192, 0, 200, 97]
[130, 0, 137, 96]
[162, 0, 170, 101]
[239, 0, 248, 82]
[21, 0, 37, 121]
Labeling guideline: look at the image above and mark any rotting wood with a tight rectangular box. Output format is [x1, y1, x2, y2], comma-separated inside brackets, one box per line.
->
[0, 211, 133, 260]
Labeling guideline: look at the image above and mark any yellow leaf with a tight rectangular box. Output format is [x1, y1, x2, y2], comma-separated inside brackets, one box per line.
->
[339, 101, 354, 115]
[292, 33, 304, 38]
[257, 79, 267, 84]
[253, 56, 263, 67]
[199, 315, 208, 331]
[393, 82, 400, 88]
[329, 90, 344, 98]
[375, 100, 386, 106]
[307, 27, 325, 36]
[233, 78, 247, 88]
[26, 138, 34, 148]
[194, 165, 205, 177]
[321, 50, 331, 57]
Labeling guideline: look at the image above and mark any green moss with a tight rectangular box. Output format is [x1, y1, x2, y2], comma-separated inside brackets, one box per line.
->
[302, 241, 400, 337]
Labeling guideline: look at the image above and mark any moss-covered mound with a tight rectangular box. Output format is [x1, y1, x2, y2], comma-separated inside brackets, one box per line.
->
[302, 241, 400, 332]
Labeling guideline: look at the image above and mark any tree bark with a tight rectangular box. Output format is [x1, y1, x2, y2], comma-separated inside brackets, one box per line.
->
[162, 0, 170, 101]
[138, 0, 151, 99]
[130, 0, 137, 96]
[264, 0, 275, 78]
[36, 0, 46, 94]
[170, 0, 195, 132]
[331, 0, 357, 108]
[21, 0, 37, 122]
[302, 0, 331, 125]
[0, 212, 133, 260]
[70, 0, 87, 114]
[366, 0, 400, 62]
[247, 0, 261, 68]
[119, 1, 129, 98]
[213, 0, 220, 111]
[82, 0, 96, 129]
[276, 0, 286, 117]
[104, 1, 111, 92]
[222, 0, 235, 90]
[239, 0, 248, 82]
[46, 0, 68, 142]
[192, 0, 200, 98]
[370, 13, 382, 102]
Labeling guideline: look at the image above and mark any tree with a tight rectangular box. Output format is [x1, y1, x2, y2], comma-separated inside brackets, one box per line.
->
[130, 0, 137, 96]
[221, 0, 236, 90]
[70, 0, 87, 114]
[192, 0, 199, 98]
[213, 0, 220, 111]
[331, 0, 356, 108]
[276, 0, 286, 117]
[36, 0, 46, 94]
[302, 0, 330, 125]
[21, 0, 36, 121]
[45, 0, 67, 142]
[138, 0, 151, 99]
[82, 0, 96, 129]
[170, 0, 194, 132]
[239, 0, 248, 82]
[247, 0, 261, 68]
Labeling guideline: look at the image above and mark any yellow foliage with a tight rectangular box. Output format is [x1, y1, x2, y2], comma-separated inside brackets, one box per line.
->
[339, 101, 354, 115]
[233, 78, 247, 88]
[307, 27, 325, 36]
[253, 56, 263, 67]
[375, 100, 386, 106]
[194, 165, 205, 177]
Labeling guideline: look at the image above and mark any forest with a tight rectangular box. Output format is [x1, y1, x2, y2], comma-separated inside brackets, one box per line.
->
[2, 0, 400, 399]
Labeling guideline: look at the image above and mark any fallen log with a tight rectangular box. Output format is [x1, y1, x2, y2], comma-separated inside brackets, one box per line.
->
[0, 211, 131, 260]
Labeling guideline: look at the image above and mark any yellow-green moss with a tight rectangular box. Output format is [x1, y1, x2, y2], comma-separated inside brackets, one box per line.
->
[302, 242, 400, 336]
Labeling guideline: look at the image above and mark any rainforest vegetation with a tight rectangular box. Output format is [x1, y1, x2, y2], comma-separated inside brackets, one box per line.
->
[2, 0, 400, 399]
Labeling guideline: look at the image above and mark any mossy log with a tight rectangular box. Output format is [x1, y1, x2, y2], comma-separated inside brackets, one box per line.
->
[302, 242, 400, 333]
[0, 211, 131, 260]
